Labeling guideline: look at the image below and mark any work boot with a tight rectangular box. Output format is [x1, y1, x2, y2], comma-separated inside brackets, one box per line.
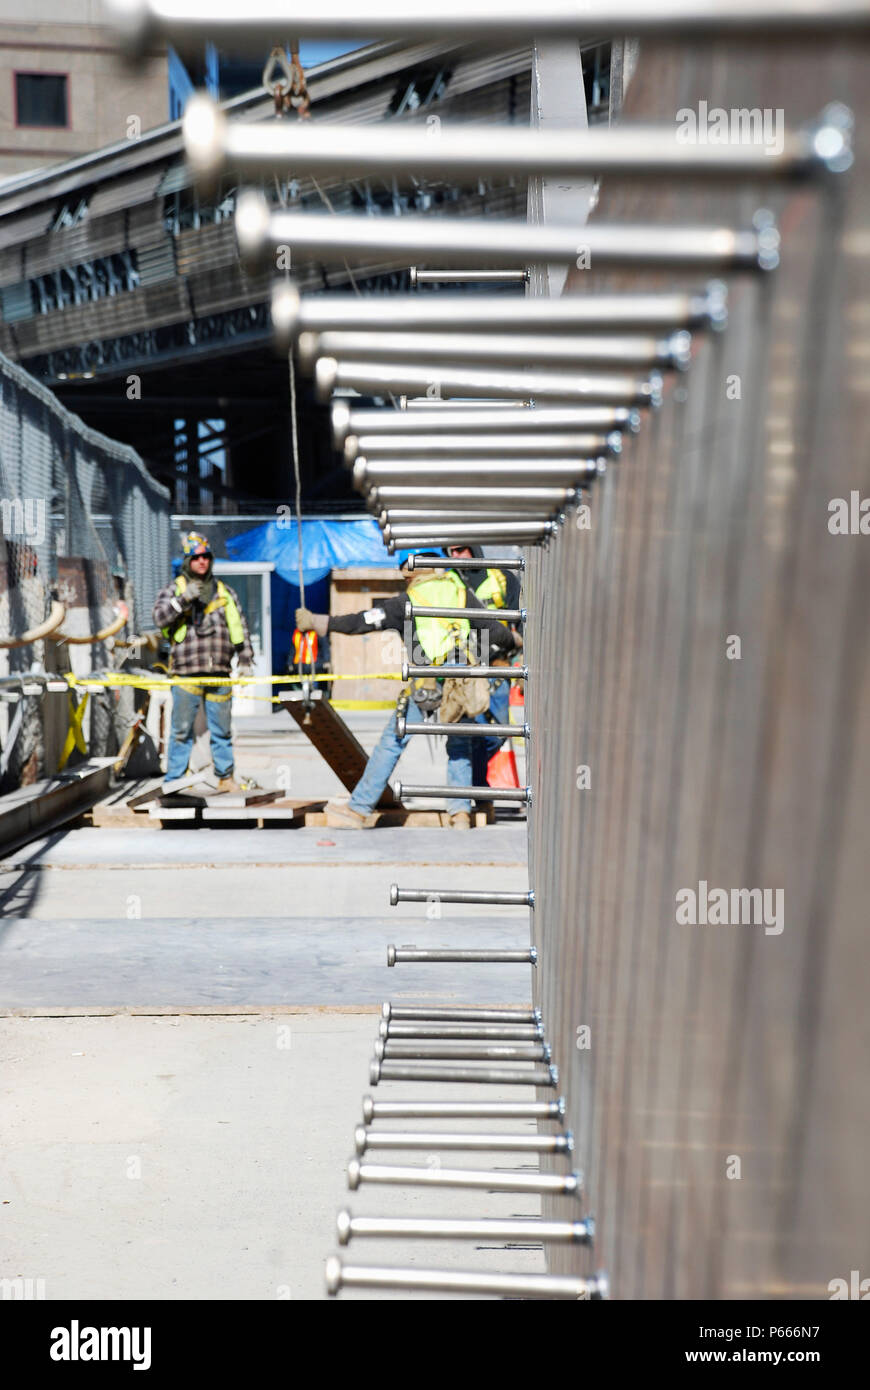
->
[216, 776, 243, 794]
[325, 799, 372, 828]
[448, 811, 472, 829]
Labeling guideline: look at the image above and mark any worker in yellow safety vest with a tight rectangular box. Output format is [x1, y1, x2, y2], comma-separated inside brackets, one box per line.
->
[444, 545, 523, 785]
[295, 553, 520, 828]
[152, 531, 254, 794]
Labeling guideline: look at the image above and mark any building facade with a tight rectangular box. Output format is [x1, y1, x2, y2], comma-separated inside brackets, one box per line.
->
[0, 1, 169, 180]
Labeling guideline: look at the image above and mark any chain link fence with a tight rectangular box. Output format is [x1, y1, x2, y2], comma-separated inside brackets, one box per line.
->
[0, 350, 170, 790]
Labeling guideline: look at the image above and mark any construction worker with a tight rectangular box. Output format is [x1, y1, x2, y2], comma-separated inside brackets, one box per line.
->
[152, 531, 254, 793]
[444, 545, 522, 785]
[295, 555, 520, 828]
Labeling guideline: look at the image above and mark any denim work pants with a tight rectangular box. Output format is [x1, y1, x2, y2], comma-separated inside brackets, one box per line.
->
[164, 680, 234, 784]
[349, 697, 479, 816]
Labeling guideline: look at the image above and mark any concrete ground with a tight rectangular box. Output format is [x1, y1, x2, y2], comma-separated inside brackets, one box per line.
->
[1, 1014, 547, 1301]
[0, 713, 546, 1301]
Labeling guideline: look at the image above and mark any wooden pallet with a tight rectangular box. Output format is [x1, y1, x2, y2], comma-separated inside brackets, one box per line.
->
[149, 797, 327, 828]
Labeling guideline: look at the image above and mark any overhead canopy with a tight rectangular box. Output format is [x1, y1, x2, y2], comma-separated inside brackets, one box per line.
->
[225, 517, 419, 585]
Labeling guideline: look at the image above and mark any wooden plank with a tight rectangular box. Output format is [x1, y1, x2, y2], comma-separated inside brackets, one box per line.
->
[281, 691, 403, 809]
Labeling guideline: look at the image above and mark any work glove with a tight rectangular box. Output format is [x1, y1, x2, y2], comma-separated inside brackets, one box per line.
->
[236, 662, 254, 678]
[181, 579, 204, 605]
[295, 607, 329, 638]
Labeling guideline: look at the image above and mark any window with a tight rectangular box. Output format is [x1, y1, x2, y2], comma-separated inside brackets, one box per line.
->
[15, 73, 69, 128]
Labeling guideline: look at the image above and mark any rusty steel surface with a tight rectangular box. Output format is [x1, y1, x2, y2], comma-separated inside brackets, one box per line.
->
[527, 37, 870, 1299]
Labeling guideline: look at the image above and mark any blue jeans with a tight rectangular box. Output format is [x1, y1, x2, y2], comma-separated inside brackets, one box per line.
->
[471, 677, 510, 785]
[349, 697, 477, 816]
[164, 681, 234, 784]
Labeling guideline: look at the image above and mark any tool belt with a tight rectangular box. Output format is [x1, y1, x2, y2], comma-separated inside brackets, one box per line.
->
[406, 675, 489, 722]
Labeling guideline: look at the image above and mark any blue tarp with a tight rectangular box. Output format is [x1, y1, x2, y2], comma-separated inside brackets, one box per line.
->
[225, 518, 423, 675]
[225, 517, 418, 585]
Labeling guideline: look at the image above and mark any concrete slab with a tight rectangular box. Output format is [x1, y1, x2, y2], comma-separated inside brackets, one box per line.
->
[0, 918, 534, 1008]
[0, 823, 528, 869]
[0, 1013, 547, 1301]
[0, 865, 530, 922]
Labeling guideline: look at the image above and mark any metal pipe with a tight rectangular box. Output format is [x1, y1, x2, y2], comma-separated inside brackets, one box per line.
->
[386, 945, 537, 964]
[381, 1004, 540, 1022]
[379, 1021, 543, 1040]
[189, 97, 851, 193]
[280, 284, 726, 345]
[379, 501, 568, 518]
[116, 2, 870, 55]
[360, 464, 603, 490]
[379, 487, 571, 510]
[362, 1096, 561, 1120]
[390, 885, 533, 906]
[392, 526, 552, 547]
[326, 1257, 605, 1299]
[369, 1059, 557, 1086]
[349, 434, 619, 462]
[346, 1158, 583, 1198]
[336, 1212, 590, 1244]
[387, 535, 548, 551]
[317, 357, 663, 406]
[331, 404, 640, 442]
[354, 1128, 573, 1155]
[393, 783, 531, 802]
[404, 556, 525, 574]
[299, 328, 692, 373]
[402, 601, 526, 621]
[396, 719, 529, 739]
[393, 784, 530, 803]
[375, 1040, 551, 1061]
[380, 508, 566, 523]
[387, 528, 554, 547]
[236, 195, 780, 272]
[380, 509, 563, 524]
[400, 663, 527, 679]
[412, 269, 529, 285]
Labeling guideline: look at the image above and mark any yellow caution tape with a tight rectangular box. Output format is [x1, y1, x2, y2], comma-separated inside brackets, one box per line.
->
[331, 700, 397, 710]
[62, 671, 402, 691]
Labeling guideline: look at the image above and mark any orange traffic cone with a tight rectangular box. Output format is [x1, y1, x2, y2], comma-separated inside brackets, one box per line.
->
[487, 742, 521, 788]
